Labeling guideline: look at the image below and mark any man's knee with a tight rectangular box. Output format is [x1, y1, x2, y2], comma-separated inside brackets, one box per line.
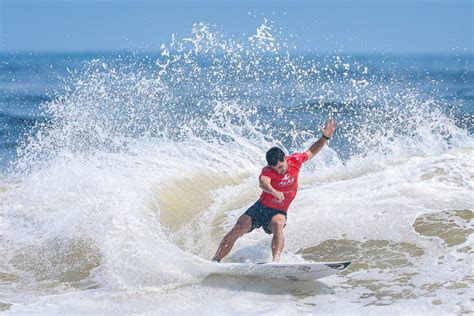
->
[231, 215, 252, 236]
[269, 217, 286, 233]
[270, 221, 284, 231]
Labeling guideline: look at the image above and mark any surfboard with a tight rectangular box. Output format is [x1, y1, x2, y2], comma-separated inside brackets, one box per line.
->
[212, 261, 351, 281]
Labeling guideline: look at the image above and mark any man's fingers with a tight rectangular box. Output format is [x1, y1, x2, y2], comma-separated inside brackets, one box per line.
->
[320, 119, 336, 137]
[277, 192, 284, 201]
[274, 191, 284, 201]
[327, 118, 336, 131]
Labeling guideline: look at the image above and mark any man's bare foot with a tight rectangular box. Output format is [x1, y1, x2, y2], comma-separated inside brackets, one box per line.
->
[272, 254, 281, 263]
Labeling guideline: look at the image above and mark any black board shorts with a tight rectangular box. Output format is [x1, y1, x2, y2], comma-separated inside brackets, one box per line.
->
[244, 201, 287, 234]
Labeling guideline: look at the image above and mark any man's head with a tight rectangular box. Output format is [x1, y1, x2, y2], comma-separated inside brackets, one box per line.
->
[266, 147, 288, 175]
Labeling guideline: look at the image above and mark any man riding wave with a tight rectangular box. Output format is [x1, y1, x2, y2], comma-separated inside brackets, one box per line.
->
[213, 118, 336, 263]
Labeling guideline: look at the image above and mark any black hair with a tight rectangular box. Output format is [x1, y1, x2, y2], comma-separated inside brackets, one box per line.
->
[266, 147, 285, 166]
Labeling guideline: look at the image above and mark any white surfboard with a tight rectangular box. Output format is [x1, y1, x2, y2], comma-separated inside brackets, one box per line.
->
[212, 261, 351, 281]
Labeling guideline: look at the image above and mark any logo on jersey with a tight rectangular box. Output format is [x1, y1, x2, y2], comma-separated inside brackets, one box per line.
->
[271, 198, 284, 204]
[278, 173, 295, 186]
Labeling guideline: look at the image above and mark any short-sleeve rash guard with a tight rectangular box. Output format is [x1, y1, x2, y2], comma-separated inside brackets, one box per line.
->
[259, 152, 308, 211]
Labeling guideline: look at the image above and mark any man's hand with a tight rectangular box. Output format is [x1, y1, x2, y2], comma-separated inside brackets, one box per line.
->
[305, 118, 337, 160]
[320, 118, 336, 139]
[273, 190, 284, 201]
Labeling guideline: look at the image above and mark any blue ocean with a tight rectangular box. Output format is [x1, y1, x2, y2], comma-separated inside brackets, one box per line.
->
[0, 24, 472, 314]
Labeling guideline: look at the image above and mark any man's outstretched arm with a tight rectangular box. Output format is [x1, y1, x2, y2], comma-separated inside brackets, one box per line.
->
[305, 118, 336, 160]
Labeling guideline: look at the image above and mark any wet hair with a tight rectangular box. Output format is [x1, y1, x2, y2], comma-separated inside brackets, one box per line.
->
[266, 147, 285, 166]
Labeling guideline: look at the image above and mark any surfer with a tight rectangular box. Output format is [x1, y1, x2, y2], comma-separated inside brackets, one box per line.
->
[212, 118, 337, 263]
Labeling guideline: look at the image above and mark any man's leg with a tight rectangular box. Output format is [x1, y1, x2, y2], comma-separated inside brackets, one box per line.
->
[212, 214, 252, 262]
[268, 214, 287, 262]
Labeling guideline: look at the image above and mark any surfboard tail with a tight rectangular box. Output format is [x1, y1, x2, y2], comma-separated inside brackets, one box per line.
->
[325, 262, 351, 270]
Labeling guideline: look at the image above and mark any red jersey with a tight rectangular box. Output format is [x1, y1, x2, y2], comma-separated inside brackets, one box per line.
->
[259, 152, 308, 212]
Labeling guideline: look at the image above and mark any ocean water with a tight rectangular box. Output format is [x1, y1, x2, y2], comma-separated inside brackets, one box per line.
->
[0, 23, 473, 315]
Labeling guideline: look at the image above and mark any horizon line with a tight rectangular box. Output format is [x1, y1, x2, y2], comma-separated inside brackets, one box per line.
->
[0, 49, 472, 57]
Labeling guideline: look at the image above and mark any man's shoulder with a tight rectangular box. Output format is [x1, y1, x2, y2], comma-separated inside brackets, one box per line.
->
[289, 152, 307, 162]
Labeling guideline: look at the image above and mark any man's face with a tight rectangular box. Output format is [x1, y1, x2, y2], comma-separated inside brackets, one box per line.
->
[271, 158, 288, 175]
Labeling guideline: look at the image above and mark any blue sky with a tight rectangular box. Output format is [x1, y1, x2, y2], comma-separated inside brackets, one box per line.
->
[0, 0, 472, 54]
